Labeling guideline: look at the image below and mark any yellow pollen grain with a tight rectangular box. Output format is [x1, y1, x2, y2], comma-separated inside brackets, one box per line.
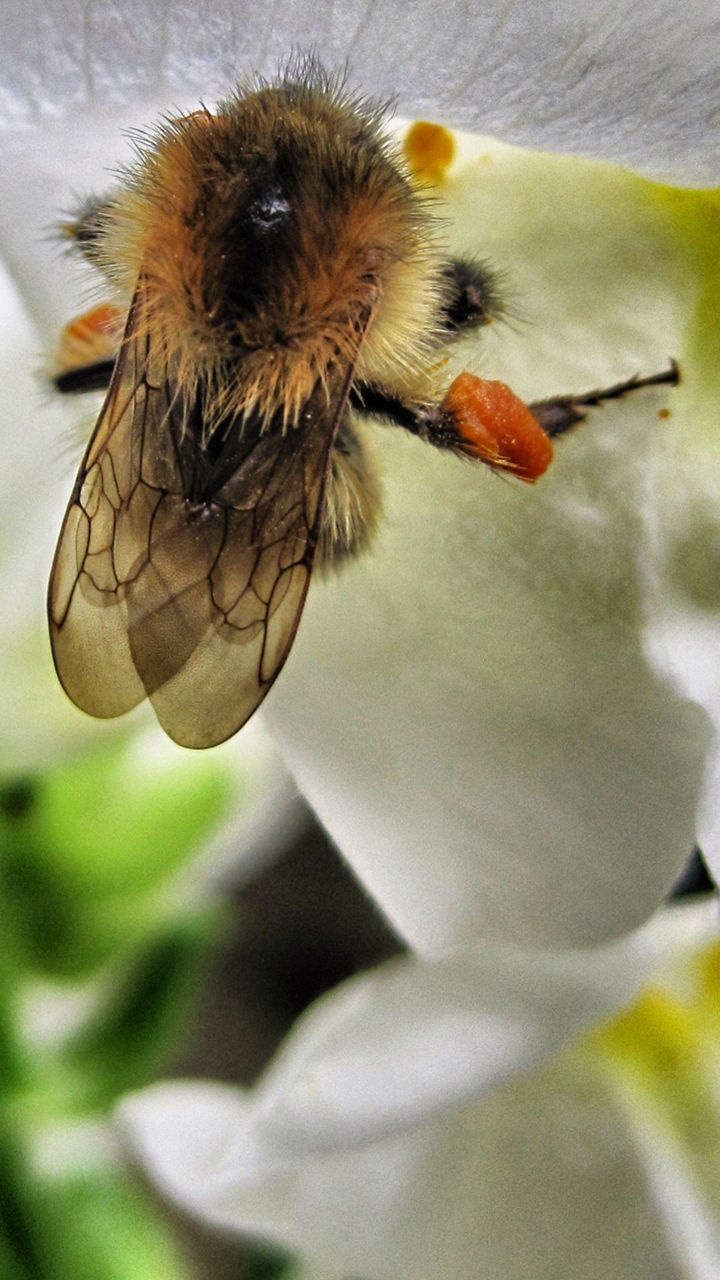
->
[403, 121, 456, 183]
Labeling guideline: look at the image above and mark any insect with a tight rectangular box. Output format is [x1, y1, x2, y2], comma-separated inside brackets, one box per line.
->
[48, 59, 678, 749]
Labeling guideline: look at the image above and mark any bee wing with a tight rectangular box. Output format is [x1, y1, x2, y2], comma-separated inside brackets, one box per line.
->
[49, 288, 361, 748]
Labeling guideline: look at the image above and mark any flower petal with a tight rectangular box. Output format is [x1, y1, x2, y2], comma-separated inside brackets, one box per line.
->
[213, 899, 720, 1154]
[629, 189, 720, 890]
[120, 900, 719, 1164]
[0, 1, 718, 181]
[0, 257, 103, 767]
[2, 78, 716, 948]
[642, 1140, 720, 1278]
[263, 136, 716, 952]
[119, 901, 718, 1278]
[119, 1056, 681, 1280]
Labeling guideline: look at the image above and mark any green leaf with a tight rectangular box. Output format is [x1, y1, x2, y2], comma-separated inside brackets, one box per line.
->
[0, 1230, 32, 1280]
[0, 1109, 46, 1278]
[32, 1170, 191, 1280]
[245, 1244, 298, 1280]
[61, 909, 225, 1107]
[0, 737, 235, 976]
[0, 934, 28, 1093]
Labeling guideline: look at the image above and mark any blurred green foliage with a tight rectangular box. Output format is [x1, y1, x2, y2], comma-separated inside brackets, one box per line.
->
[0, 732, 243, 1279]
[0, 737, 233, 975]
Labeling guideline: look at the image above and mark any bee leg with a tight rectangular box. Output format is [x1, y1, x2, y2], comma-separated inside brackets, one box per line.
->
[58, 194, 114, 268]
[527, 361, 679, 437]
[351, 381, 497, 454]
[52, 303, 122, 395]
[53, 200, 123, 394]
[318, 420, 382, 567]
[436, 257, 506, 338]
[352, 359, 679, 482]
[54, 358, 116, 395]
[353, 360, 679, 450]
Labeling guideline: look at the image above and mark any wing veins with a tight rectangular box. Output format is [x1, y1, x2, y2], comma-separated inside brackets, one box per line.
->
[49, 281, 377, 746]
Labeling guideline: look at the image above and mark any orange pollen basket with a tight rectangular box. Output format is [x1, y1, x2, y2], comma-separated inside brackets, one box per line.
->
[442, 371, 554, 482]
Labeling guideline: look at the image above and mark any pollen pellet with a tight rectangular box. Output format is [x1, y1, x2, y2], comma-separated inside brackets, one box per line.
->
[57, 303, 123, 373]
[403, 121, 455, 183]
[442, 372, 554, 482]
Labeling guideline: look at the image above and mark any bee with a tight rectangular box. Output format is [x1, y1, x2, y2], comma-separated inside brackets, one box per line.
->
[48, 58, 678, 748]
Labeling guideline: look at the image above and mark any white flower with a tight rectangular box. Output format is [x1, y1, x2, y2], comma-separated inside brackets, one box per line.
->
[2, 3, 720, 1276]
[1, 0, 718, 182]
[1, 0, 718, 940]
[263, 121, 720, 954]
[119, 898, 720, 1280]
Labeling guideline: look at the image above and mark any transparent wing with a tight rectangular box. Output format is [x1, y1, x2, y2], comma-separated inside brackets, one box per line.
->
[48, 287, 358, 748]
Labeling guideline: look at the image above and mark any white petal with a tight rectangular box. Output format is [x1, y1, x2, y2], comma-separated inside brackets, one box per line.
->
[212, 899, 720, 1153]
[254, 947, 625, 1151]
[119, 1054, 681, 1280]
[636, 1129, 720, 1278]
[2, 73, 716, 946]
[261, 141, 715, 952]
[638, 481, 720, 888]
[1, 1, 718, 181]
[119, 902, 718, 1276]
[123, 899, 720, 1165]
[0, 256, 100, 767]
